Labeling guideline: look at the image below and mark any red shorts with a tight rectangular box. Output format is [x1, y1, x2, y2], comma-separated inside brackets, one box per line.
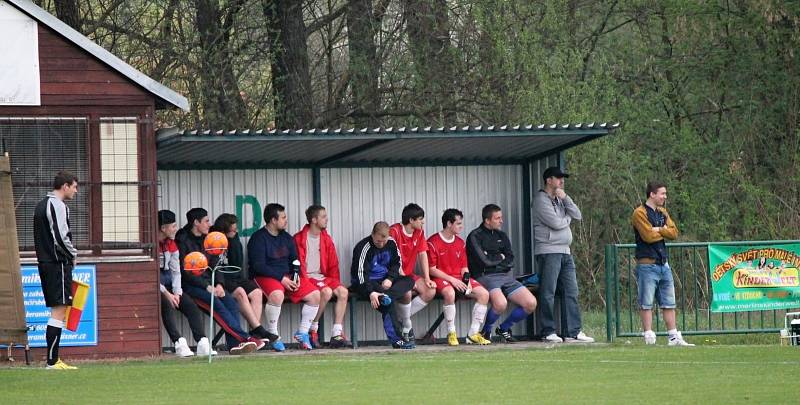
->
[433, 277, 483, 295]
[254, 276, 319, 304]
[310, 277, 342, 291]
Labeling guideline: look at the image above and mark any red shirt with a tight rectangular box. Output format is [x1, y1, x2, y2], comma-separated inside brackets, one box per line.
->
[390, 223, 427, 276]
[427, 232, 468, 278]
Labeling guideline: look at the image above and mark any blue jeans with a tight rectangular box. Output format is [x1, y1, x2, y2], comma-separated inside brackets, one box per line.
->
[184, 284, 250, 350]
[636, 263, 676, 310]
[536, 253, 582, 337]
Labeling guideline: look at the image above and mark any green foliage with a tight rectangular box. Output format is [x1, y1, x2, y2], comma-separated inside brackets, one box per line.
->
[36, 0, 799, 308]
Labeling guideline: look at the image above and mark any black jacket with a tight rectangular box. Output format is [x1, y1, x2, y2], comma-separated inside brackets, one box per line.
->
[466, 224, 515, 278]
[350, 236, 402, 297]
[225, 233, 245, 281]
[176, 226, 223, 289]
[33, 193, 77, 264]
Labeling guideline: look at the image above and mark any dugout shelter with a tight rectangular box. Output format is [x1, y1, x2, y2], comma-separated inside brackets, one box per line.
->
[156, 123, 618, 346]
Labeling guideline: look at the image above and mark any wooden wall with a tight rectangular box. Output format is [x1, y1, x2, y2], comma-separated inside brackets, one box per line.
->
[29, 261, 161, 360]
[37, 25, 152, 107]
[2, 23, 164, 359]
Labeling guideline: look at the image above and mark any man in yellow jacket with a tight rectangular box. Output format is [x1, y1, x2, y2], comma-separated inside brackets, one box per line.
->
[631, 181, 694, 346]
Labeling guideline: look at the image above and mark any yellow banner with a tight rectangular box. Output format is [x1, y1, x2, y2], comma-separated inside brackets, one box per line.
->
[732, 267, 799, 288]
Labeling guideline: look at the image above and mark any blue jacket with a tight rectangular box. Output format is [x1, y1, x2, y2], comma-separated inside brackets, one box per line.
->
[247, 227, 298, 280]
[350, 235, 402, 297]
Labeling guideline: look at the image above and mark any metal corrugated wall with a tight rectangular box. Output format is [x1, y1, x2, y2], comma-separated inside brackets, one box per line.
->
[157, 169, 314, 346]
[157, 156, 560, 348]
[321, 165, 525, 281]
[158, 169, 313, 232]
[320, 165, 526, 341]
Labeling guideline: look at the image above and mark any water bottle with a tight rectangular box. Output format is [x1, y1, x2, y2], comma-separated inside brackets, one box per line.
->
[463, 271, 472, 295]
[291, 259, 301, 284]
[380, 294, 392, 306]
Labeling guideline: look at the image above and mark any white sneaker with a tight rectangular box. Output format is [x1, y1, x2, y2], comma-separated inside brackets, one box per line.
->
[196, 337, 217, 356]
[564, 331, 595, 343]
[174, 337, 194, 358]
[643, 330, 656, 345]
[668, 332, 695, 347]
[543, 333, 563, 343]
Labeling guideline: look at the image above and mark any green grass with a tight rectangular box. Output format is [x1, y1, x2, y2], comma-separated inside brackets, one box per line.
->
[581, 310, 784, 345]
[2, 345, 799, 404]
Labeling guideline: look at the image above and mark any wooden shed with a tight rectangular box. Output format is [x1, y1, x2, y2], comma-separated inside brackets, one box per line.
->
[0, 0, 188, 359]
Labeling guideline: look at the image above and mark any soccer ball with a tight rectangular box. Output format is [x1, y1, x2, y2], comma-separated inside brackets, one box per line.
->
[184, 251, 208, 275]
[204, 231, 228, 256]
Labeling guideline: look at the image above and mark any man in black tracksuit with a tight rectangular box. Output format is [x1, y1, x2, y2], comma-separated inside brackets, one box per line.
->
[175, 207, 260, 354]
[33, 171, 79, 369]
[350, 222, 415, 349]
[466, 204, 537, 343]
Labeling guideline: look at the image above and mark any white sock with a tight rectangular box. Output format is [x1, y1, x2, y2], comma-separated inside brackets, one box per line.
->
[310, 321, 319, 332]
[667, 329, 679, 338]
[399, 303, 412, 333]
[332, 323, 343, 337]
[443, 304, 456, 333]
[410, 296, 428, 316]
[469, 303, 488, 336]
[265, 304, 281, 335]
[299, 304, 318, 334]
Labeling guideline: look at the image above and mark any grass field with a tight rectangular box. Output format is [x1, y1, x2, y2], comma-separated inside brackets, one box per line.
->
[2, 343, 799, 404]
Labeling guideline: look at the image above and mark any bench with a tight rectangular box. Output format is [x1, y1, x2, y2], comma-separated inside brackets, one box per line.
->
[346, 274, 540, 348]
[168, 274, 543, 350]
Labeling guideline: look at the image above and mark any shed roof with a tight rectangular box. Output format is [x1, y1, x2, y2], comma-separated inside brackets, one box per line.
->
[5, 0, 189, 111]
[156, 123, 619, 168]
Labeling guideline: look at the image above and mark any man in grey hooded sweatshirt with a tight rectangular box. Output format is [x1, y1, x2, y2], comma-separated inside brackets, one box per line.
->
[532, 167, 594, 343]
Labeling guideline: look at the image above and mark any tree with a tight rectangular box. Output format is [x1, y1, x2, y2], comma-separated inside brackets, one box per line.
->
[401, 0, 459, 123]
[194, 0, 249, 128]
[347, 0, 380, 127]
[263, 0, 314, 128]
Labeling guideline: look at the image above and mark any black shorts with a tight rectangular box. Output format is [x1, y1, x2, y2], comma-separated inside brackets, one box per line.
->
[38, 262, 73, 307]
[477, 272, 524, 297]
[381, 276, 415, 301]
[223, 278, 260, 295]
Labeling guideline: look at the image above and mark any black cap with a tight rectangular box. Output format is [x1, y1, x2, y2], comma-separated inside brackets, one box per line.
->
[158, 210, 176, 226]
[543, 167, 570, 181]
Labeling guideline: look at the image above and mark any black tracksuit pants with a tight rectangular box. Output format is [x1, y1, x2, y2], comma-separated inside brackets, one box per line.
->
[161, 291, 206, 343]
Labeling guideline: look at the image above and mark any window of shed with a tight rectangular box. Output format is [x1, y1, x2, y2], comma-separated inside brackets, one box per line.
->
[0, 117, 89, 250]
[100, 118, 139, 243]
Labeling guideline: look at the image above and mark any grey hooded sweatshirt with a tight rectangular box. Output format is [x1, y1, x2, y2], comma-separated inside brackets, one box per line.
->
[532, 189, 582, 255]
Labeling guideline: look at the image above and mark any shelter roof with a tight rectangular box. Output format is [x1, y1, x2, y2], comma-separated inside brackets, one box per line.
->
[156, 123, 619, 168]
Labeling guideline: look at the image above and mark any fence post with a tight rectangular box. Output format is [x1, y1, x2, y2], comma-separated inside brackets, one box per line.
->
[605, 244, 614, 342]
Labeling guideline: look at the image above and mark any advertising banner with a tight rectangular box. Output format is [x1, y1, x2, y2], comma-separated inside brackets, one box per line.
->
[709, 243, 800, 312]
[21, 265, 97, 347]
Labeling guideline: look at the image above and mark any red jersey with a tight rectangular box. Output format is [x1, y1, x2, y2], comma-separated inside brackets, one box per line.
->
[426, 232, 468, 278]
[390, 223, 427, 276]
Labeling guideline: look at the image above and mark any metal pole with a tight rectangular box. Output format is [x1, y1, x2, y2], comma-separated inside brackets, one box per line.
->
[208, 268, 215, 364]
[605, 244, 614, 342]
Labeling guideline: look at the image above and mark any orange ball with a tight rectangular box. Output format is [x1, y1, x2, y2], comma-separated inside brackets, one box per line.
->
[204, 231, 229, 256]
[184, 251, 208, 275]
